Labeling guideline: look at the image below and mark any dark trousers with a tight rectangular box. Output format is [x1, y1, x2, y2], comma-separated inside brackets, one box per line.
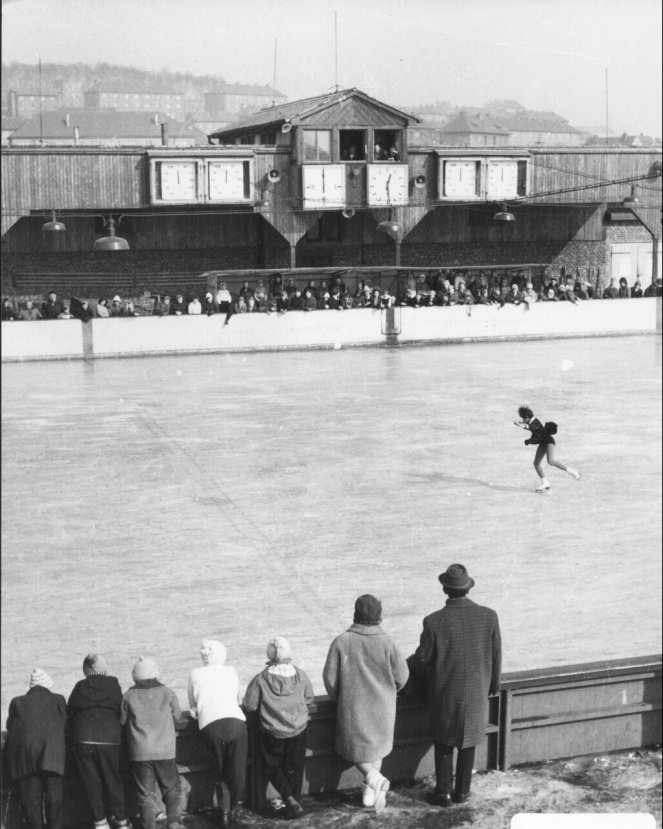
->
[73, 743, 126, 823]
[16, 772, 62, 829]
[434, 743, 476, 796]
[130, 759, 181, 829]
[259, 729, 307, 801]
[202, 718, 248, 810]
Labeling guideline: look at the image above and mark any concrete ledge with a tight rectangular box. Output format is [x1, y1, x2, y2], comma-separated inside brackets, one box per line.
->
[2, 300, 660, 362]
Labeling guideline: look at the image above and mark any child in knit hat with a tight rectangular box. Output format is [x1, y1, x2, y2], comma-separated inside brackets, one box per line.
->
[5, 669, 67, 829]
[120, 657, 184, 829]
[67, 654, 130, 829]
[243, 637, 314, 820]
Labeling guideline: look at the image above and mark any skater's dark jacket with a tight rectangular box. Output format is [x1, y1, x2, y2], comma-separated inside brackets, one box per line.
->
[412, 598, 501, 749]
[67, 675, 123, 745]
[524, 418, 556, 446]
[5, 686, 67, 780]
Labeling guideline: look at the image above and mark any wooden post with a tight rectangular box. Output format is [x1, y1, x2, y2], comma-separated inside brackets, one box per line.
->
[394, 241, 401, 267]
[289, 243, 296, 269]
[498, 689, 512, 771]
[651, 232, 659, 283]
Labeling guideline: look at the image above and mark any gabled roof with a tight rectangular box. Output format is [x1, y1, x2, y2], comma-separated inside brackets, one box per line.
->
[9, 87, 59, 97]
[439, 111, 508, 135]
[499, 115, 580, 134]
[209, 88, 419, 141]
[85, 82, 181, 95]
[9, 110, 207, 142]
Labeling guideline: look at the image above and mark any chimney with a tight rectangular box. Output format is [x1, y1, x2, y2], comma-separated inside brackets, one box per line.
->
[73, 126, 80, 145]
[65, 113, 70, 127]
[153, 113, 159, 126]
[161, 122, 169, 146]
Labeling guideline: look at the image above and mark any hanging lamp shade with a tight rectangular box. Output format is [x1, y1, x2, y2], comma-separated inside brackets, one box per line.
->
[493, 202, 515, 222]
[93, 217, 129, 251]
[42, 210, 66, 232]
[623, 185, 639, 206]
[377, 211, 403, 241]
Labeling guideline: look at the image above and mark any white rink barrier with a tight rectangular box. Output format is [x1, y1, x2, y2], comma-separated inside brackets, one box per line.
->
[1, 299, 660, 361]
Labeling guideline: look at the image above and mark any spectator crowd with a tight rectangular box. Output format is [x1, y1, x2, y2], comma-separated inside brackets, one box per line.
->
[5, 566, 500, 826]
[2, 272, 661, 323]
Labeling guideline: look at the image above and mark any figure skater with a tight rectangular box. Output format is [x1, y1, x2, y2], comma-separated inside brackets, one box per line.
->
[514, 406, 581, 491]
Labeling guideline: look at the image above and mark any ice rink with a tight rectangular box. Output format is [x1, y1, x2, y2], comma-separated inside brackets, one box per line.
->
[2, 335, 661, 720]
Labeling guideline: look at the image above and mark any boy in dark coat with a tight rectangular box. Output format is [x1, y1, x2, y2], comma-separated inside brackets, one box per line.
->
[413, 564, 501, 807]
[244, 637, 315, 820]
[67, 654, 130, 829]
[5, 669, 67, 829]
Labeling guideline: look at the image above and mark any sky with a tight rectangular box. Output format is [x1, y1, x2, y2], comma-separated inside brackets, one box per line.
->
[2, 0, 662, 137]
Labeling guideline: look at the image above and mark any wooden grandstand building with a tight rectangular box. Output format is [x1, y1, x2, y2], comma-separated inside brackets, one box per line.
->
[1, 88, 661, 297]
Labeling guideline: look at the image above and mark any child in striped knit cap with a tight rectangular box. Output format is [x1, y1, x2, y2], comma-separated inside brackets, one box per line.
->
[67, 654, 130, 829]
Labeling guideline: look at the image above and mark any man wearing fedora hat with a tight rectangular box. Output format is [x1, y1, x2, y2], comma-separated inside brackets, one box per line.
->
[413, 563, 501, 806]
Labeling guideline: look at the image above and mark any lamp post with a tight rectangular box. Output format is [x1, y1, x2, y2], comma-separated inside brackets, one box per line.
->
[377, 210, 403, 266]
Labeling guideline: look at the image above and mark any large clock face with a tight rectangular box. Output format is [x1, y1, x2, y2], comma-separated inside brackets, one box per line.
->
[486, 161, 518, 200]
[302, 165, 346, 209]
[208, 161, 247, 201]
[367, 164, 408, 206]
[442, 160, 480, 199]
[159, 162, 198, 201]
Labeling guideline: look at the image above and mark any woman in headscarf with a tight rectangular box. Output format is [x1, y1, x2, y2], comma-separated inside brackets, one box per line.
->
[188, 640, 247, 829]
[323, 595, 408, 814]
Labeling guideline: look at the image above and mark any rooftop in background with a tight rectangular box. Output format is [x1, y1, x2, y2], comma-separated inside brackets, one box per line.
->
[8, 109, 208, 145]
[497, 114, 581, 135]
[84, 81, 181, 94]
[439, 111, 509, 135]
[584, 132, 663, 148]
[206, 83, 286, 98]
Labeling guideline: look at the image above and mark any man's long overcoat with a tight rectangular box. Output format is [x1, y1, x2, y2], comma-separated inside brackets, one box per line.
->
[414, 597, 501, 749]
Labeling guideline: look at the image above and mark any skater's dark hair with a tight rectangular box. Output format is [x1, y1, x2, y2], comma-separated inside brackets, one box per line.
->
[518, 406, 534, 420]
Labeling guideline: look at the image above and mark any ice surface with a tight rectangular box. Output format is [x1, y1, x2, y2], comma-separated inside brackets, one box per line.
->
[2, 336, 661, 720]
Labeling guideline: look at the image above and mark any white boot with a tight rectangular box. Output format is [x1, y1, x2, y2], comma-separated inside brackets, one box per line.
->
[361, 783, 375, 807]
[567, 468, 581, 480]
[535, 478, 550, 491]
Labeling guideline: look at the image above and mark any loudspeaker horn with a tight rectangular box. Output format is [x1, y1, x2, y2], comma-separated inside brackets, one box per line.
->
[342, 208, 355, 219]
[414, 174, 428, 189]
[281, 122, 292, 133]
[267, 169, 281, 183]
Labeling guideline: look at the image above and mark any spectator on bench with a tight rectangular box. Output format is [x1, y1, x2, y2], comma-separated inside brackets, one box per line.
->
[246, 296, 257, 313]
[96, 298, 111, 318]
[328, 286, 344, 310]
[631, 279, 643, 298]
[188, 296, 202, 315]
[67, 654, 129, 829]
[290, 288, 304, 311]
[303, 288, 317, 312]
[203, 293, 218, 316]
[57, 302, 74, 320]
[643, 277, 662, 297]
[617, 278, 630, 299]
[73, 300, 94, 322]
[121, 301, 142, 317]
[152, 295, 171, 316]
[235, 296, 248, 314]
[5, 669, 66, 829]
[456, 281, 475, 306]
[20, 300, 43, 321]
[603, 278, 620, 299]
[121, 657, 184, 829]
[109, 296, 123, 317]
[503, 283, 523, 306]
[270, 273, 284, 297]
[42, 292, 61, 320]
[523, 282, 538, 304]
[243, 637, 314, 821]
[2, 298, 17, 320]
[573, 281, 590, 301]
[170, 294, 187, 316]
[239, 281, 253, 301]
[216, 283, 233, 314]
[276, 290, 290, 313]
[540, 287, 558, 302]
